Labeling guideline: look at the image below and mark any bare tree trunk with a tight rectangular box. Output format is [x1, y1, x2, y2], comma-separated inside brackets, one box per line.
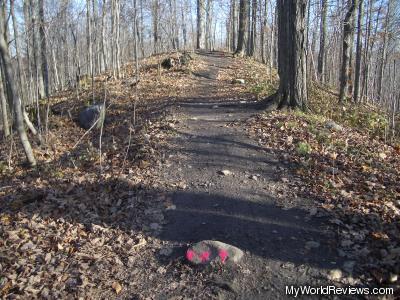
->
[339, 0, 357, 103]
[182, 0, 188, 50]
[139, 0, 145, 57]
[87, 0, 93, 77]
[152, 0, 159, 54]
[248, 0, 257, 56]
[38, 0, 49, 97]
[205, 0, 213, 50]
[0, 65, 10, 137]
[101, 0, 108, 72]
[317, 0, 327, 82]
[230, 0, 237, 51]
[353, 0, 363, 103]
[269, 0, 275, 76]
[260, 0, 267, 63]
[377, 0, 391, 102]
[23, 0, 34, 105]
[362, 0, 381, 102]
[0, 30, 36, 166]
[60, 0, 69, 88]
[235, 0, 248, 56]
[10, 0, 27, 105]
[173, 0, 179, 50]
[30, 0, 45, 100]
[115, 0, 121, 78]
[275, 0, 308, 110]
[197, 0, 205, 49]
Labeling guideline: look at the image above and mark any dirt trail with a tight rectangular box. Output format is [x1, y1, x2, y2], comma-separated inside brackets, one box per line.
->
[155, 52, 343, 299]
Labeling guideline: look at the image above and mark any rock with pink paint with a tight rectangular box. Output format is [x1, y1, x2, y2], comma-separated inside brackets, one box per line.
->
[186, 240, 244, 265]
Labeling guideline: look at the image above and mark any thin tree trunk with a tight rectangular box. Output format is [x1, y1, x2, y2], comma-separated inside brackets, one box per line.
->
[206, 0, 212, 50]
[101, 0, 107, 71]
[197, 0, 205, 49]
[11, 0, 27, 105]
[0, 30, 36, 166]
[30, 0, 45, 100]
[353, 0, 363, 103]
[231, 0, 237, 51]
[23, 0, 34, 105]
[317, 0, 327, 82]
[182, 0, 188, 50]
[260, 0, 267, 63]
[152, 0, 159, 54]
[38, 0, 49, 97]
[140, 0, 145, 57]
[377, 0, 391, 102]
[0, 65, 10, 137]
[362, 0, 381, 102]
[269, 0, 275, 72]
[87, 0, 93, 77]
[249, 0, 257, 56]
[339, 0, 357, 103]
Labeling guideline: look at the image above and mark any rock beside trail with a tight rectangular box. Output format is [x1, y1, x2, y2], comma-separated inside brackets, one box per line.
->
[161, 52, 193, 69]
[218, 169, 232, 176]
[161, 57, 176, 69]
[186, 240, 244, 265]
[232, 79, 245, 85]
[78, 104, 105, 130]
[328, 269, 343, 281]
[325, 120, 343, 132]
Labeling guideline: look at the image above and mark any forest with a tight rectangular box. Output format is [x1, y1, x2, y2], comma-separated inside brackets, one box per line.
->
[0, 0, 399, 299]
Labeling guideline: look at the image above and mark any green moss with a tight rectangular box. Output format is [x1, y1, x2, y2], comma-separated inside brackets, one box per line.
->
[296, 142, 312, 156]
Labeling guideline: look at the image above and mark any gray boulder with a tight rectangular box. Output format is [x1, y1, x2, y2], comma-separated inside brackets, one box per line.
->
[325, 120, 343, 132]
[186, 240, 244, 265]
[161, 57, 176, 69]
[78, 104, 105, 130]
[232, 79, 245, 85]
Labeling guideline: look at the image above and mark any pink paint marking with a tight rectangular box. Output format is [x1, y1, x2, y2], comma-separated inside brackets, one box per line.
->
[219, 249, 228, 263]
[186, 250, 195, 261]
[200, 251, 210, 262]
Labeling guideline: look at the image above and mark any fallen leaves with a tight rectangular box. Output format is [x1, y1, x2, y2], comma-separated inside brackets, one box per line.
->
[112, 281, 123, 295]
[241, 109, 400, 287]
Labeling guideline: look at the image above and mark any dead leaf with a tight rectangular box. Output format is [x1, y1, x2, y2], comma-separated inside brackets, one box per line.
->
[112, 281, 123, 294]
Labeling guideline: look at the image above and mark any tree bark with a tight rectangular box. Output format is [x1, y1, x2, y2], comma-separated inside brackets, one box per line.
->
[10, 0, 27, 104]
[248, 0, 257, 56]
[182, 0, 188, 50]
[86, 0, 93, 77]
[317, 0, 327, 82]
[0, 64, 10, 137]
[196, 0, 205, 49]
[234, 0, 248, 56]
[260, 0, 267, 63]
[101, 0, 108, 71]
[275, 0, 308, 110]
[230, 0, 237, 51]
[152, 0, 159, 54]
[339, 0, 357, 103]
[30, 0, 45, 100]
[205, 0, 212, 50]
[38, 0, 49, 97]
[353, 0, 363, 103]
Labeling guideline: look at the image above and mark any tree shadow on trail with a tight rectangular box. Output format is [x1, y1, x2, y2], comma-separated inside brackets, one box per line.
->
[159, 189, 340, 270]
[2, 177, 340, 271]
